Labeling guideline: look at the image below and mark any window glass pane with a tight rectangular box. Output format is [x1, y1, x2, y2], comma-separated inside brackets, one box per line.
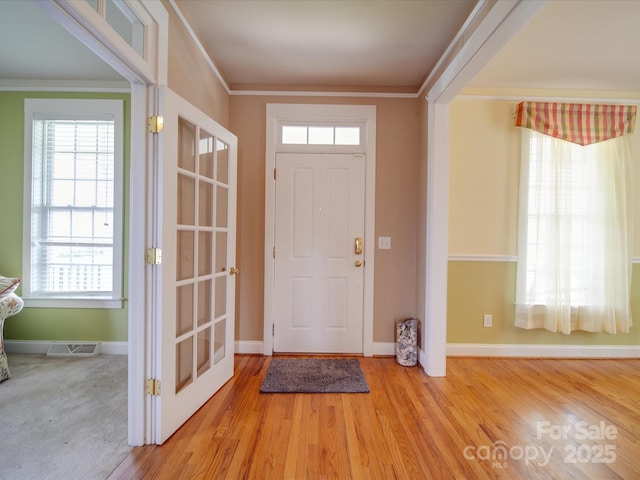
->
[308, 126, 333, 145]
[177, 174, 195, 225]
[75, 180, 98, 207]
[216, 186, 228, 228]
[214, 319, 225, 364]
[48, 211, 70, 239]
[197, 279, 212, 327]
[216, 140, 229, 184]
[176, 337, 193, 393]
[177, 231, 194, 281]
[215, 276, 226, 318]
[335, 127, 360, 145]
[94, 212, 113, 241]
[198, 231, 212, 277]
[197, 327, 211, 376]
[105, 0, 145, 57]
[199, 130, 214, 179]
[96, 179, 113, 208]
[176, 284, 194, 337]
[215, 232, 227, 273]
[71, 211, 94, 240]
[198, 180, 213, 227]
[282, 126, 307, 144]
[178, 118, 196, 172]
[50, 179, 75, 206]
[42, 245, 113, 292]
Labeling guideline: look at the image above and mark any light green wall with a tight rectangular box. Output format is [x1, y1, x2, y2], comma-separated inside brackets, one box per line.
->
[0, 91, 130, 342]
[448, 261, 640, 345]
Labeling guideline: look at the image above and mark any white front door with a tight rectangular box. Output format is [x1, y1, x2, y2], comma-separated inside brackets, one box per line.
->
[152, 87, 237, 444]
[274, 152, 365, 353]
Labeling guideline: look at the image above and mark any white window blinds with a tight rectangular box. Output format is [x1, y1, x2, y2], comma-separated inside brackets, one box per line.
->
[23, 99, 124, 307]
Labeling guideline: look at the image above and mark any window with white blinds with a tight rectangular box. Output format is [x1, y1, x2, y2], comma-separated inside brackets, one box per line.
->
[23, 99, 124, 308]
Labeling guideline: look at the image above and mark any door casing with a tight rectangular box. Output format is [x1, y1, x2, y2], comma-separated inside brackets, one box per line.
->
[264, 104, 376, 356]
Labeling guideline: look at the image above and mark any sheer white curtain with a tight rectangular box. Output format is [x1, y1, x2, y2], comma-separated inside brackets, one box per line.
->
[515, 129, 633, 334]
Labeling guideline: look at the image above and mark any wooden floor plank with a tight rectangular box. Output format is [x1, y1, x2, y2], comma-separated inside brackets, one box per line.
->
[109, 356, 640, 480]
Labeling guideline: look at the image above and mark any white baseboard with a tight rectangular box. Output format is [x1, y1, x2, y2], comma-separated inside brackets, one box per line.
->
[235, 340, 397, 356]
[235, 340, 264, 354]
[447, 343, 640, 358]
[4, 340, 128, 355]
[98, 342, 128, 355]
[372, 342, 395, 356]
[14, 340, 632, 359]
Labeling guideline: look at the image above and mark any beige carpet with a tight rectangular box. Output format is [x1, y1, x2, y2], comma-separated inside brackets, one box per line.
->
[0, 353, 131, 480]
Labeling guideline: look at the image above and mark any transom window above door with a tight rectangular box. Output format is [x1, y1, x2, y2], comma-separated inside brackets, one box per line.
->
[281, 124, 361, 146]
[278, 122, 365, 152]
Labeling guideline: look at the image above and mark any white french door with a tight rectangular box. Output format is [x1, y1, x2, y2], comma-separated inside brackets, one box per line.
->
[152, 87, 237, 444]
[274, 152, 365, 353]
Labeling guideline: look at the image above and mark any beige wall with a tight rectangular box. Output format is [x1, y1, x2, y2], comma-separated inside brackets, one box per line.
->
[449, 96, 640, 257]
[449, 99, 520, 256]
[448, 93, 640, 345]
[229, 95, 420, 343]
[166, 2, 229, 126]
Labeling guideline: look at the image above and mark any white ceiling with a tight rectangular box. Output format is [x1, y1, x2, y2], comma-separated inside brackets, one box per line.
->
[1, 0, 639, 94]
[176, 0, 476, 89]
[469, 0, 640, 92]
[0, 0, 123, 82]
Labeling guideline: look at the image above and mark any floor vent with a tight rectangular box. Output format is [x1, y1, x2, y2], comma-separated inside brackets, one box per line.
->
[47, 343, 100, 357]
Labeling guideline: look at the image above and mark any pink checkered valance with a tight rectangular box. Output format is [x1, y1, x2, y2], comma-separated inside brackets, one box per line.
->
[514, 101, 637, 146]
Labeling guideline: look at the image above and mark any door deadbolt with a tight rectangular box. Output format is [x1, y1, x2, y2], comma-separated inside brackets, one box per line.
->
[354, 237, 363, 255]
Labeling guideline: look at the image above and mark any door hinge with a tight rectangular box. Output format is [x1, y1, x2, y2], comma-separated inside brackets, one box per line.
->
[273, 246, 275, 259]
[146, 247, 162, 265]
[273, 167, 277, 180]
[272, 324, 275, 336]
[146, 378, 161, 396]
[148, 115, 164, 133]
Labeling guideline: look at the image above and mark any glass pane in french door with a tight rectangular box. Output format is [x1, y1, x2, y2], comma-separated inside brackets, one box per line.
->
[213, 139, 230, 366]
[174, 122, 220, 394]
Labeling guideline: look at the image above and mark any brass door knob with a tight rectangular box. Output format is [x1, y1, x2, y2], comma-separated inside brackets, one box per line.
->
[229, 267, 239, 275]
[354, 260, 362, 267]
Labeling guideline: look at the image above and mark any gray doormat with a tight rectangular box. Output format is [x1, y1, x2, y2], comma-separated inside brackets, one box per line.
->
[260, 358, 370, 393]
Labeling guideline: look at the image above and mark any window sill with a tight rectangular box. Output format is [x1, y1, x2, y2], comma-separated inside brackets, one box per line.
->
[22, 297, 124, 309]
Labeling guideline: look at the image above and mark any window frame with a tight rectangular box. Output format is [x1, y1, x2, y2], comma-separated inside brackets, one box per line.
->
[22, 98, 124, 309]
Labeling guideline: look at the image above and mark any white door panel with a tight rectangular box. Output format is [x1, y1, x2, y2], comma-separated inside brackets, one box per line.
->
[153, 87, 237, 443]
[274, 153, 365, 353]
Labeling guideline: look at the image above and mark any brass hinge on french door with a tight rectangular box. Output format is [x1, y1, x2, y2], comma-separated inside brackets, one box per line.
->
[146, 248, 162, 265]
[148, 115, 164, 133]
[146, 378, 161, 396]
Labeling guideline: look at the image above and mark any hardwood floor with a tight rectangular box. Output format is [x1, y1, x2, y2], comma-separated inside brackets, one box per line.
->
[109, 355, 640, 479]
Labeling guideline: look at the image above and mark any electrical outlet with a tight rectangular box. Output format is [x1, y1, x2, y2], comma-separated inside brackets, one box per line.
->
[483, 314, 492, 328]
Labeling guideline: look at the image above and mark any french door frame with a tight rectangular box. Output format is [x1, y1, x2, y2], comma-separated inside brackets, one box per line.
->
[264, 104, 376, 356]
[38, 0, 169, 445]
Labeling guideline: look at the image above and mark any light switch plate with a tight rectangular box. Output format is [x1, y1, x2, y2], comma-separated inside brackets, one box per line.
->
[378, 236, 391, 250]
